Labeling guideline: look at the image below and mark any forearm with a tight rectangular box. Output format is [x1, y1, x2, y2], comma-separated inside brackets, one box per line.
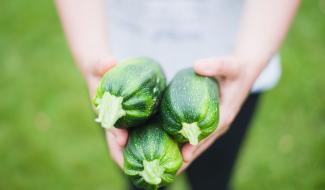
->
[55, 0, 111, 76]
[235, 0, 300, 72]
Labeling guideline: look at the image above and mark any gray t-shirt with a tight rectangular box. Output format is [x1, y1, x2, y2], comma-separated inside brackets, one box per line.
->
[106, 0, 281, 92]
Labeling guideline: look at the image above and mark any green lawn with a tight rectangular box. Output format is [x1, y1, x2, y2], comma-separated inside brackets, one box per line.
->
[0, 1, 324, 190]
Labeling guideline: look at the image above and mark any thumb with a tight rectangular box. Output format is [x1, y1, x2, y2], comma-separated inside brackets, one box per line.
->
[93, 56, 118, 76]
[87, 56, 117, 100]
[193, 57, 239, 78]
[107, 128, 128, 147]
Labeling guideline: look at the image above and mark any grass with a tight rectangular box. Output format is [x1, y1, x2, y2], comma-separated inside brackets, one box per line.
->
[0, 0, 324, 190]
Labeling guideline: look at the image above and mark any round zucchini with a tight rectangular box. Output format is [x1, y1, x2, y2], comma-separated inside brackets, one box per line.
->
[161, 68, 219, 145]
[94, 57, 166, 129]
[124, 118, 183, 190]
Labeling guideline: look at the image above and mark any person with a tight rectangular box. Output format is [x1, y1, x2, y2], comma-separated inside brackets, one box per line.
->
[55, 0, 300, 189]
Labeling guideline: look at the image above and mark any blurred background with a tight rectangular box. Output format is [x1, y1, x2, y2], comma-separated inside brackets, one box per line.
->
[1, 0, 325, 190]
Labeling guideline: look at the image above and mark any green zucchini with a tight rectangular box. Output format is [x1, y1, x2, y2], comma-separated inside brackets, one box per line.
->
[161, 68, 219, 145]
[94, 57, 166, 129]
[123, 118, 183, 190]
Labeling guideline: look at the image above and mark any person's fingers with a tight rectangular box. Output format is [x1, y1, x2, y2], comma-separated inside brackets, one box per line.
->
[86, 56, 117, 100]
[108, 128, 128, 147]
[179, 132, 219, 174]
[192, 132, 220, 160]
[87, 76, 101, 100]
[106, 130, 124, 168]
[181, 133, 213, 163]
[181, 143, 196, 163]
[179, 95, 235, 173]
[193, 57, 239, 79]
[177, 162, 190, 175]
[93, 56, 118, 76]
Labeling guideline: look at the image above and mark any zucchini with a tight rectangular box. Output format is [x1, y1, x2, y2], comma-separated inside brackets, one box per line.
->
[161, 68, 219, 145]
[123, 118, 183, 190]
[94, 57, 166, 129]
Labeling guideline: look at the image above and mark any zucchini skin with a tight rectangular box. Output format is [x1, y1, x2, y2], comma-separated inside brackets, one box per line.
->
[123, 118, 182, 190]
[160, 68, 219, 144]
[94, 57, 166, 128]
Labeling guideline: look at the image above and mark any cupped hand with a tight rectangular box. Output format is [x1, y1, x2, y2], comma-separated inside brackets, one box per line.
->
[83, 56, 128, 168]
[178, 56, 265, 174]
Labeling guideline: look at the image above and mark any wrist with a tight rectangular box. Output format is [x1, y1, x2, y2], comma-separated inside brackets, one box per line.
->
[229, 55, 267, 93]
[234, 54, 269, 81]
[233, 42, 273, 66]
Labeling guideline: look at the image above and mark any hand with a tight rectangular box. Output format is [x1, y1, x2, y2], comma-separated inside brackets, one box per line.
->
[178, 56, 266, 174]
[82, 56, 128, 168]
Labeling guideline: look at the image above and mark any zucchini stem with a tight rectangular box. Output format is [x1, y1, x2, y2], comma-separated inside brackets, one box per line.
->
[180, 122, 201, 145]
[139, 159, 165, 185]
[95, 91, 126, 129]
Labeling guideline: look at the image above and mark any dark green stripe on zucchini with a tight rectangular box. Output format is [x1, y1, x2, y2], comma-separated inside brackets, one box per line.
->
[123, 118, 182, 190]
[161, 68, 220, 145]
[94, 57, 166, 129]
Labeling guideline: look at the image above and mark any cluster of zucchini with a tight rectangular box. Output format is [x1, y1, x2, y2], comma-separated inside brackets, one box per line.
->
[94, 57, 219, 190]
